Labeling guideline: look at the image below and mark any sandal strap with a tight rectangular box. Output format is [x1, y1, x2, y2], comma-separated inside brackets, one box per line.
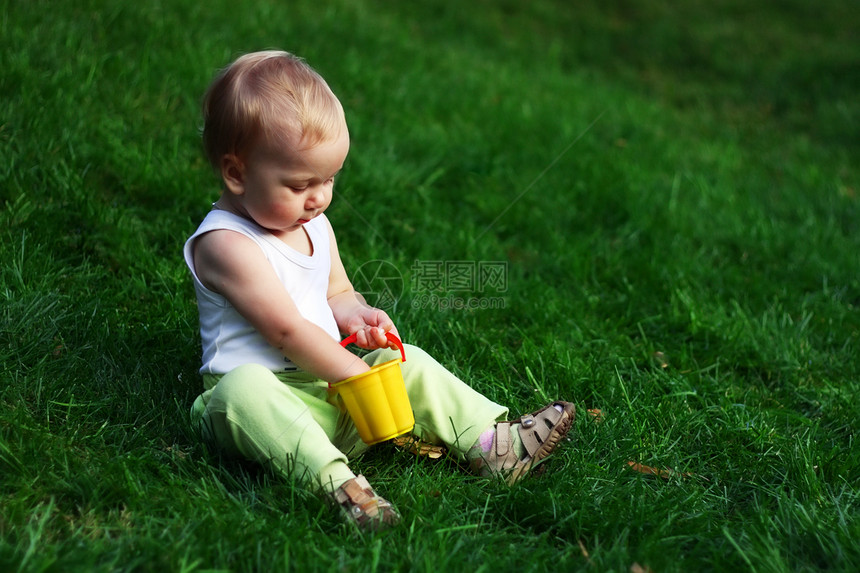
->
[334, 475, 374, 507]
[495, 421, 513, 456]
[333, 474, 400, 530]
[516, 404, 564, 458]
[484, 421, 519, 472]
[334, 474, 366, 501]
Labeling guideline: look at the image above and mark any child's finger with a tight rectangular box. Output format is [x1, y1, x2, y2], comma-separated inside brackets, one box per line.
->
[353, 328, 370, 349]
[350, 326, 397, 350]
[370, 326, 389, 348]
[352, 327, 383, 349]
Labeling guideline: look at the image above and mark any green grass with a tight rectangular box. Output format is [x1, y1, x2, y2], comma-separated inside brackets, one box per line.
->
[2, 0, 858, 571]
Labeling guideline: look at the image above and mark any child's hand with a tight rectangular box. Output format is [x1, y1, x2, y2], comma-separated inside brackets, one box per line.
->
[347, 307, 400, 350]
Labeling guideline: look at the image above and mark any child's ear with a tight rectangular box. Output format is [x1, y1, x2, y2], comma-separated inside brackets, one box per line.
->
[220, 154, 245, 196]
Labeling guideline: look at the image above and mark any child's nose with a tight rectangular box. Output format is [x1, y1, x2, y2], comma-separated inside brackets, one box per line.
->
[306, 185, 326, 208]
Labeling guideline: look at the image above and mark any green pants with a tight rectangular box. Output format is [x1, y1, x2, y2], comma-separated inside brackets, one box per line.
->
[191, 344, 507, 491]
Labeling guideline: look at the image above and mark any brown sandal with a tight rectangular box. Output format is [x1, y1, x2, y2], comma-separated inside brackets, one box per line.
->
[332, 475, 400, 531]
[470, 401, 575, 485]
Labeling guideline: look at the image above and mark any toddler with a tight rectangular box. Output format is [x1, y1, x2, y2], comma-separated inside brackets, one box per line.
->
[184, 50, 574, 531]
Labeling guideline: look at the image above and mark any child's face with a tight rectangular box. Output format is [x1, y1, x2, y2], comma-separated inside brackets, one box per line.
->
[225, 129, 350, 234]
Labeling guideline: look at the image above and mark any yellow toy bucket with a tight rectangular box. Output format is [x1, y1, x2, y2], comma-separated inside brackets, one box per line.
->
[331, 332, 415, 445]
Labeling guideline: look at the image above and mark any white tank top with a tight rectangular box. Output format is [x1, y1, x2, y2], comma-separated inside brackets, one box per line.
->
[183, 210, 340, 374]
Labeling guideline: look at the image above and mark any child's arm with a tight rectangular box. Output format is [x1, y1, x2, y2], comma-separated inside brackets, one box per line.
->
[324, 219, 399, 350]
[192, 228, 370, 382]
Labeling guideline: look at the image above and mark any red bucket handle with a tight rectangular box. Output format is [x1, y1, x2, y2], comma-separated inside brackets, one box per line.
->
[340, 331, 406, 363]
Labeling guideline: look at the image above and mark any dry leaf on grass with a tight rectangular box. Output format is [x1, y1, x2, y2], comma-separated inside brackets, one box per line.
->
[652, 351, 668, 368]
[392, 435, 446, 459]
[630, 562, 653, 573]
[627, 460, 692, 479]
[586, 408, 604, 423]
[577, 539, 592, 564]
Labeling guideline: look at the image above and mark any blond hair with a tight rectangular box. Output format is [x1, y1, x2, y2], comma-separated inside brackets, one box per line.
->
[202, 51, 345, 168]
